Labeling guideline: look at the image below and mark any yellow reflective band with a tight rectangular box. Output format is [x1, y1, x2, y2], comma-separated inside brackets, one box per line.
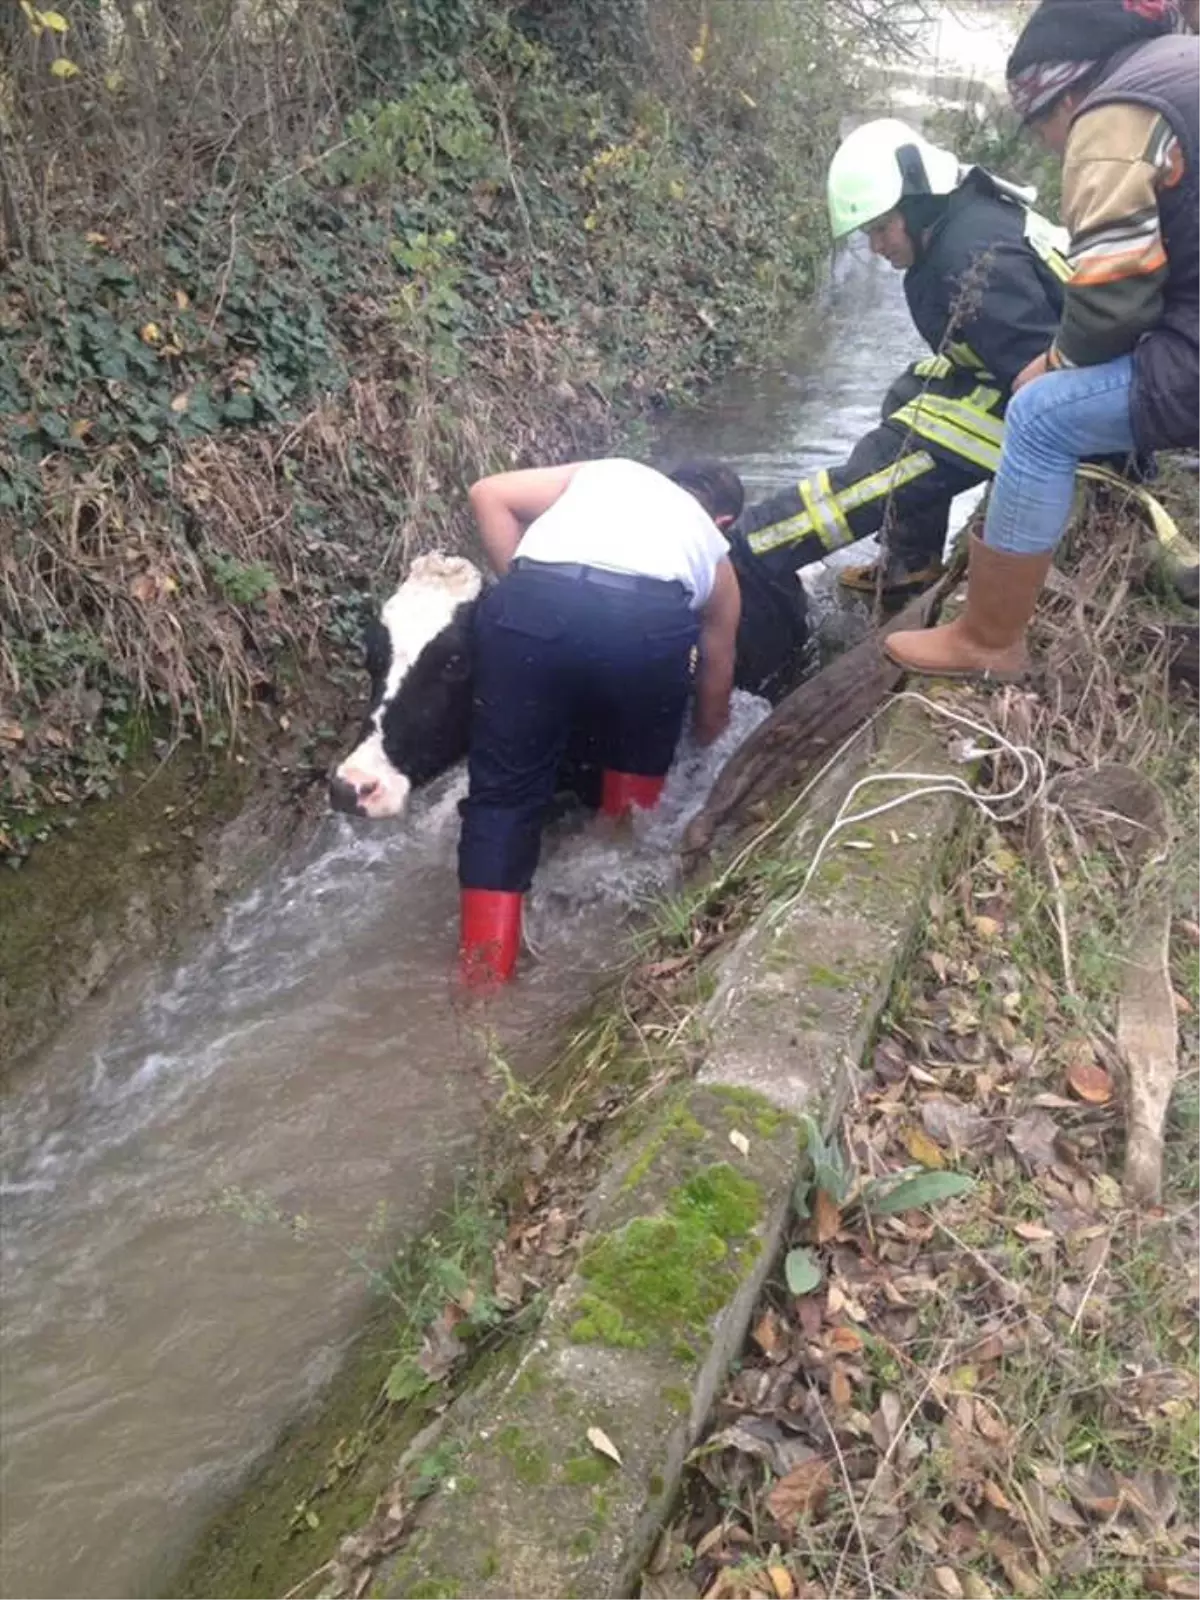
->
[913, 354, 953, 380]
[1045, 249, 1073, 282]
[836, 450, 937, 515]
[945, 340, 992, 377]
[746, 505, 819, 556]
[798, 475, 837, 551]
[1077, 463, 1199, 565]
[891, 400, 1001, 472]
[923, 387, 1005, 446]
[896, 385, 1005, 450]
[964, 383, 1003, 417]
[816, 468, 854, 546]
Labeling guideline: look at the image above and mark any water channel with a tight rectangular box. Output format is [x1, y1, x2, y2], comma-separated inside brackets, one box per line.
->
[0, 11, 1019, 1593]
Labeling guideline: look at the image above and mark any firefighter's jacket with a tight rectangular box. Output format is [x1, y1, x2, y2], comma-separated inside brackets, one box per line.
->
[740, 173, 1072, 570]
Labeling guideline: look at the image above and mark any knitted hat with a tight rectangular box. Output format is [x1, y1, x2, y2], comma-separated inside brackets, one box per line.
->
[1008, 0, 1181, 117]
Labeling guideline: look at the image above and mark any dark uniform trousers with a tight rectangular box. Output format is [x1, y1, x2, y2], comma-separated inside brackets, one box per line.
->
[458, 561, 700, 894]
[739, 360, 1007, 583]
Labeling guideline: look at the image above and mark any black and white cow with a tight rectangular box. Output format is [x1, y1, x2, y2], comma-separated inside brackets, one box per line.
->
[329, 553, 482, 819]
[329, 546, 810, 818]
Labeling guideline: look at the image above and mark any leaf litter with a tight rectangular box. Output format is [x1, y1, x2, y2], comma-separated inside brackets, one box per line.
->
[645, 483, 1199, 1600]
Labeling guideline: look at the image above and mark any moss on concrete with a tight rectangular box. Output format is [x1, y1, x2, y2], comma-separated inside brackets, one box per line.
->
[621, 1100, 707, 1193]
[708, 1083, 789, 1137]
[0, 743, 259, 1080]
[570, 1162, 762, 1350]
[495, 1424, 551, 1487]
[561, 1455, 613, 1488]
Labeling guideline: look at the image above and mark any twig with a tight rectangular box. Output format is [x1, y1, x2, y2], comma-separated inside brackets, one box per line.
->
[264, 137, 354, 195]
[204, 210, 238, 343]
[1068, 1225, 1113, 1338]
[479, 67, 533, 251]
[281, 1559, 334, 1600]
[811, 1383, 878, 1600]
[1031, 798, 1076, 998]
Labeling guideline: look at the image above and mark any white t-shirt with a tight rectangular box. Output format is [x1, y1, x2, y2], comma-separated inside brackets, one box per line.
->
[513, 458, 729, 609]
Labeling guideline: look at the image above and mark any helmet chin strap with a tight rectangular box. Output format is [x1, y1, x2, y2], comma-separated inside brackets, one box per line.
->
[898, 193, 951, 267]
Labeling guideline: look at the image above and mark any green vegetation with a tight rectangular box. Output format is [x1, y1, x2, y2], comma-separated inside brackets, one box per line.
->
[571, 1162, 763, 1350]
[1, 0, 875, 861]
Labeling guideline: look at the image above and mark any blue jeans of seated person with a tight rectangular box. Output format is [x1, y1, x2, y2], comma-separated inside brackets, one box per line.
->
[983, 355, 1137, 555]
[458, 564, 700, 894]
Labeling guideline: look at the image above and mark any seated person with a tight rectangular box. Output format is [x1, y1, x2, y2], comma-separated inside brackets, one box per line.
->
[740, 117, 1073, 597]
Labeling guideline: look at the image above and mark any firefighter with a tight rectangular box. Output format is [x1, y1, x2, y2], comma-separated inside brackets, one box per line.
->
[886, 0, 1197, 680]
[738, 117, 1073, 598]
[458, 457, 743, 986]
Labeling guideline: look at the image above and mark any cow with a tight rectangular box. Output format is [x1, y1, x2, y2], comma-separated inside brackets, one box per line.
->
[329, 553, 482, 819]
[329, 545, 809, 820]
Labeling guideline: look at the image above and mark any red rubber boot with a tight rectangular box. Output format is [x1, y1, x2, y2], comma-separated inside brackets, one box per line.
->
[600, 771, 665, 818]
[459, 889, 522, 988]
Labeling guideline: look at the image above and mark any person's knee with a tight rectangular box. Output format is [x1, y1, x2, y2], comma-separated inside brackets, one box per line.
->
[1002, 380, 1069, 464]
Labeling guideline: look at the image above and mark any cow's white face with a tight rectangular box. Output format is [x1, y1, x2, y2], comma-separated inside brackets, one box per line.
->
[331, 553, 483, 819]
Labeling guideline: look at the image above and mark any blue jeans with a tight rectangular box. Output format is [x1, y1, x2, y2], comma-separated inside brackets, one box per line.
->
[983, 355, 1137, 555]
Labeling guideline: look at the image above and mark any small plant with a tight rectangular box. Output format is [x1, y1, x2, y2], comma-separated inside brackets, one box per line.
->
[204, 554, 279, 607]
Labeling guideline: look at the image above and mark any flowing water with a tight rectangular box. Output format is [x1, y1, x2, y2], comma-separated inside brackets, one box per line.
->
[0, 13, 1019, 1593]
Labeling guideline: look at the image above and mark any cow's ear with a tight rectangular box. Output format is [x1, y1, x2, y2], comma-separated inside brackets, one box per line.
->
[363, 619, 391, 684]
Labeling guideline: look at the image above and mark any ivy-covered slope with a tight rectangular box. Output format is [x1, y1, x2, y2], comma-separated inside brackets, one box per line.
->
[1, 0, 866, 859]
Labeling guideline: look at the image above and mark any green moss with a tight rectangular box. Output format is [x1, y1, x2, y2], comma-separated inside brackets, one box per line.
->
[562, 1454, 614, 1487]
[620, 1100, 708, 1194]
[510, 1363, 547, 1399]
[661, 1384, 692, 1414]
[570, 1162, 762, 1349]
[570, 1529, 597, 1557]
[807, 963, 853, 990]
[407, 1581, 461, 1599]
[570, 1294, 647, 1348]
[648, 1473, 665, 1497]
[479, 1551, 499, 1580]
[672, 1163, 762, 1235]
[494, 1424, 550, 1486]
[708, 1084, 788, 1138]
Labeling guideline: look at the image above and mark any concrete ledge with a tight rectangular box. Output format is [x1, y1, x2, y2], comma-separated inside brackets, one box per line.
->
[701, 697, 965, 1122]
[379, 699, 966, 1600]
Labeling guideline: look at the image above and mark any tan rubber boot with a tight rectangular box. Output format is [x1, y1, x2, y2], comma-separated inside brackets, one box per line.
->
[883, 534, 1054, 681]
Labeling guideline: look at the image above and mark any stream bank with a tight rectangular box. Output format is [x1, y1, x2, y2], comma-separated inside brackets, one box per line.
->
[1, 9, 1058, 1596]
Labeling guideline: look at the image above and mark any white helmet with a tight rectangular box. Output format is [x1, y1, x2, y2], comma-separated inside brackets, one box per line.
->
[827, 118, 963, 241]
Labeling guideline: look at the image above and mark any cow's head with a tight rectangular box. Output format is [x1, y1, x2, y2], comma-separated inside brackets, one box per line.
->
[329, 552, 483, 819]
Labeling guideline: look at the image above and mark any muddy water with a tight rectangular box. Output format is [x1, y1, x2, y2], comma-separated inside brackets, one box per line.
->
[0, 712, 772, 1598]
[0, 18, 1016, 1592]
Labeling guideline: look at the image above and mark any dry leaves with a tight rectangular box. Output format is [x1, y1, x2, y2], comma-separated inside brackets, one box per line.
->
[764, 1458, 833, 1527]
[664, 740, 1196, 1600]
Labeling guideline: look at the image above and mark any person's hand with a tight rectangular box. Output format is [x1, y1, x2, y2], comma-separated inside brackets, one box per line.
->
[1013, 351, 1051, 392]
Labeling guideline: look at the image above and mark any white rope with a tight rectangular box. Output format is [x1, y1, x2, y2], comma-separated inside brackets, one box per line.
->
[764, 689, 1046, 930]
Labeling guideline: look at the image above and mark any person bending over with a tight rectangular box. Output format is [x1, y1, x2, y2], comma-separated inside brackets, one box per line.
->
[739, 116, 1073, 598]
[458, 456, 743, 986]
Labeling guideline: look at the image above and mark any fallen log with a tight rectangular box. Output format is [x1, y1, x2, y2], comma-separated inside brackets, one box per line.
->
[681, 562, 962, 870]
[684, 546, 1193, 872]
